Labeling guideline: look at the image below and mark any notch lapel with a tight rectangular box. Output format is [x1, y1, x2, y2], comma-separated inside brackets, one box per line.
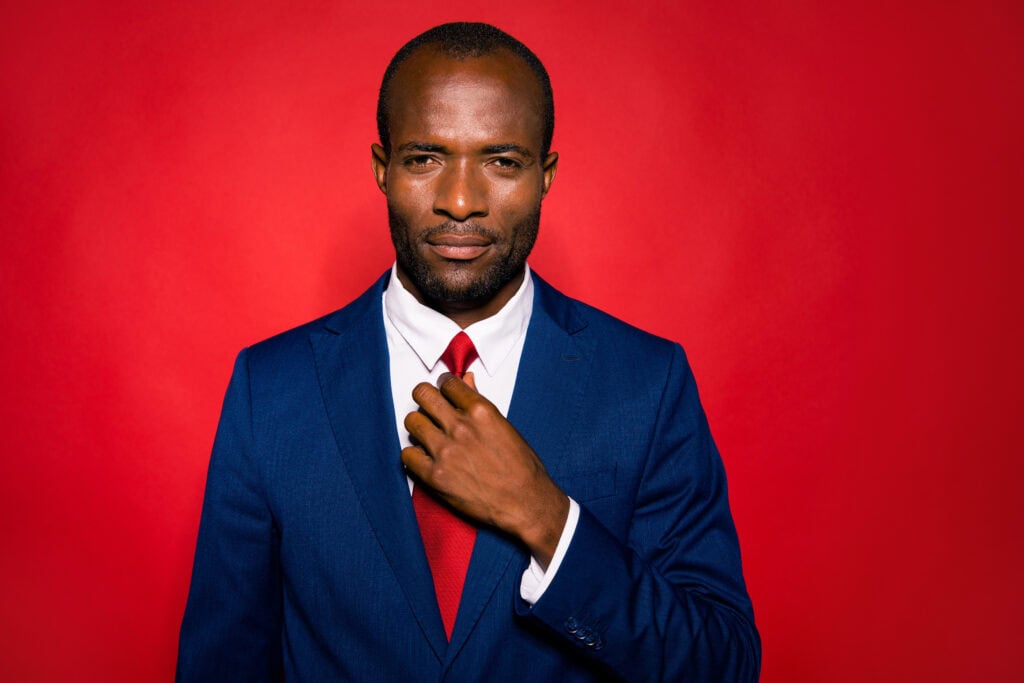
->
[309, 277, 448, 661]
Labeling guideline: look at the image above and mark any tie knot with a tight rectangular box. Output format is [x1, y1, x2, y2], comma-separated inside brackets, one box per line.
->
[441, 331, 478, 378]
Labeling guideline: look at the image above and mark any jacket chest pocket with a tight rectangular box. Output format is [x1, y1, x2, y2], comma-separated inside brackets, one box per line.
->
[550, 465, 617, 502]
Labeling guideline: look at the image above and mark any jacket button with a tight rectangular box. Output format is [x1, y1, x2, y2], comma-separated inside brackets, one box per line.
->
[584, 633, 597, 647]
[565, 617, 579, 634]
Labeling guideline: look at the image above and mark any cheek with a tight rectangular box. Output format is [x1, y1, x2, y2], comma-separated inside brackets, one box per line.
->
[494, 182, 543, 218]
[387, 179, 432, 221]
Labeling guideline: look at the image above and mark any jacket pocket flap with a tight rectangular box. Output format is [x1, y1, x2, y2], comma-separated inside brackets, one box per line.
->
[550, 465, 617, 502]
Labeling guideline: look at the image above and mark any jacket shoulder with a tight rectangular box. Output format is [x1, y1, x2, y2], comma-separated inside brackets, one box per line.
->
[243, 271, 388, 369]
[534, 274, 685, 366]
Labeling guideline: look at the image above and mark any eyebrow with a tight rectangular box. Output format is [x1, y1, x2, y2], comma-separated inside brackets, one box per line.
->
[481, 143, 534, 159]
[396, 141, 448, 153]
[395, 141, 534, 159]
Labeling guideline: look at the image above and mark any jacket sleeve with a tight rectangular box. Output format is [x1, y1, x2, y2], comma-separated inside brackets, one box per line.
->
[516, 344, 760, 682]
[177, 349, 283, 682]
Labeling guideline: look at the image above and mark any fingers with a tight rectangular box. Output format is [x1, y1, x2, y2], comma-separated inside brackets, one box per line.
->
[410, 381, 458, 423]
[438, 373, 491, 411]
[404, 409, 444, 453]
[416, 373, 491, 415]
[404, 374, 494, 469]
[400, 445, 433, 480]
[440, 371, 476, 391]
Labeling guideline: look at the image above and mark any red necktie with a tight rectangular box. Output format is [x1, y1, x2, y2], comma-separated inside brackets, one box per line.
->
[412, 331, 479, 639]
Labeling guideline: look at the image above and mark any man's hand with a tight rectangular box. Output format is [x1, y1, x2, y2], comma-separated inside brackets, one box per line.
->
[402, 373, 570, 567]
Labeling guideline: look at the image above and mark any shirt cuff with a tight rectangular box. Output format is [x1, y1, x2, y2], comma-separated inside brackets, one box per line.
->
[519, 497, 580, 605]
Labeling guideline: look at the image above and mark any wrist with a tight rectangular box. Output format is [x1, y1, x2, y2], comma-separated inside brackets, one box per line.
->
[517, 489, 570, 569]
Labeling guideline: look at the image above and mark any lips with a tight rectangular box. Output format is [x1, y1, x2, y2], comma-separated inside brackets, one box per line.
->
[426, 233, 492, 260]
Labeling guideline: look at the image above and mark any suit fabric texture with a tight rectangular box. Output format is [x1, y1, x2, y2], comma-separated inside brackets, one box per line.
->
[177, 272, 760, 681]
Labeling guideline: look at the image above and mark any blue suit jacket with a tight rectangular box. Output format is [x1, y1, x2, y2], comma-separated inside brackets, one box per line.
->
[177, 272, 759, 681]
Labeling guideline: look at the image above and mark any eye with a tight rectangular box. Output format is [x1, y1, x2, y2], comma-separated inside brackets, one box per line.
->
[402, 155, 438, 171]
[489, 157, 522, 171]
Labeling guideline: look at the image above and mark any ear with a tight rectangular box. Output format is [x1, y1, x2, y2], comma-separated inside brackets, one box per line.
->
[541, 151, 558, 198]
[371, 143, 389, 194]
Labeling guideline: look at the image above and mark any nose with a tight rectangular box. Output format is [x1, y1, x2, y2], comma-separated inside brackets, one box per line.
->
[433, 161, 488, 221]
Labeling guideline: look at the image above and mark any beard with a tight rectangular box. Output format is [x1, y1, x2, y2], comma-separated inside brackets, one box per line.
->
[388, 206, 541, 307]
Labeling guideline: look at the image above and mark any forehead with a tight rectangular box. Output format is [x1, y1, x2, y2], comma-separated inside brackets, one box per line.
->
[387, 47, 545, 152]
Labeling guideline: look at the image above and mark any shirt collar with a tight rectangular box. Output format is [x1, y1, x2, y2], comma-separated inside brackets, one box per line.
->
[383, 263, 534, 377]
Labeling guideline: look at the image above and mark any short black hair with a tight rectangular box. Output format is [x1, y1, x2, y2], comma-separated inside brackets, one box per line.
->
[376, 22, 555, 157]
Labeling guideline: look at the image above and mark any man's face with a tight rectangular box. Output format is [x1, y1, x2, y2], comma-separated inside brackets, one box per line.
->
[372, 47, 557, 314]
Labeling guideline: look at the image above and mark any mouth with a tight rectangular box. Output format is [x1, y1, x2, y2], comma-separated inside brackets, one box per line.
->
[426, 233, 493, 261]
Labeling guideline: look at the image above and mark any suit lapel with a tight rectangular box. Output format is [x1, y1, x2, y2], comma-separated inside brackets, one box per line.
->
[446, 275, 592, 660]
[309, 275, 448, 661]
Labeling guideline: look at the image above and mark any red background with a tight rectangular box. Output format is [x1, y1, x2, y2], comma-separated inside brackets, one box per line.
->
[2, 1, 1021, 680]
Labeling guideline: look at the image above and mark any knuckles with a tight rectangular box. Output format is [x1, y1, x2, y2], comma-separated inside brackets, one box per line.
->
[448, 418, 473, 441]
[465, 401, 492, 421]
[428, 462, 448, 485]
[432, 439, 463, 466]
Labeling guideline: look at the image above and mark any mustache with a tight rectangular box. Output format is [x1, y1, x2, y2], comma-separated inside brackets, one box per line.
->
[420, 221, 502, 242]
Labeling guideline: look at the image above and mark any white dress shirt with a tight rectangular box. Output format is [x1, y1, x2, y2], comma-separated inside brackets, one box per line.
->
[382, 263, 579, 605]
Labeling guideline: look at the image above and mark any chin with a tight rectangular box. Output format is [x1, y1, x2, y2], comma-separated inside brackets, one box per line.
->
[389, 209, 538, 308]
[407, 258, 516, 306]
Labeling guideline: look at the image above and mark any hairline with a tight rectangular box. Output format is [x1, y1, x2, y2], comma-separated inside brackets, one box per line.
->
[376, 24, 554, 158]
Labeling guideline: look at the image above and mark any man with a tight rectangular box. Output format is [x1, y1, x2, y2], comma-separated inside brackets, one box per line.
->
[178, 22, 759, 682]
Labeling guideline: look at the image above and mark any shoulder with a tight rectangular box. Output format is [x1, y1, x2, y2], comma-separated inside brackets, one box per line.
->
[243, 271, 389, 371]
[532, 273, 687, 370]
